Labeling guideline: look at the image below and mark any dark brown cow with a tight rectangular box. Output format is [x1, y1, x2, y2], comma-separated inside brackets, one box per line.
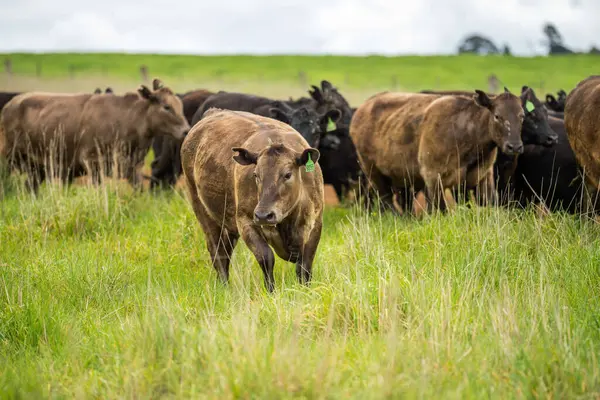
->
[181, 109, 323, 292]
[564, 76, 600, 204]
[350, 91, 442, 211]
[0, 79, 189, 190]
[418, 90, 524, 210]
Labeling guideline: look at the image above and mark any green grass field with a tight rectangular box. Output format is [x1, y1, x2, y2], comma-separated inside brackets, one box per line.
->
[1, 54, 600, 398]
[1, 53, 599, 103]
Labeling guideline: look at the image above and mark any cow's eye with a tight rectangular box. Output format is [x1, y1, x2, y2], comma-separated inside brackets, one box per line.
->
[284, 172, 292, 180]
[163, 104, 172, 112]
[253, 172, 259, 180]
[494, 114, 501, 122]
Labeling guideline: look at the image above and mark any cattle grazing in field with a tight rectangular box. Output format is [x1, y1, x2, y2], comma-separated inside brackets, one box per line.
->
[495, 116, 592, 213]
[150, 89, 215, 189]
[352, 89, 527, 213]
[418, 89, 525, 210]
[564, 76, 600, 210]
[0, 78, 189, 191]
[181, 109, 324, 292]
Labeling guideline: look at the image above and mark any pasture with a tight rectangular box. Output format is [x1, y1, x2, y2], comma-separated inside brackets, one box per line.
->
[1, 54, 600, 398]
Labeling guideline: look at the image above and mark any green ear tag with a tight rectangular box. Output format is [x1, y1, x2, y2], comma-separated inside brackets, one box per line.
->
[326, 117, 337, 132]
[305, 153, 315, 173]
[525, 100, 535, 113]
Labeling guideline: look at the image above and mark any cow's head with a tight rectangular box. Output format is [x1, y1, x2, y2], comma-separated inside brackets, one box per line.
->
[270, 105, 340, 148]
[232, 144, 319, 226]
[521, 86, 558, 147]
[474, 88, 524, 155]
[138, 78, 190, 140]
[309, 80, 353, 128]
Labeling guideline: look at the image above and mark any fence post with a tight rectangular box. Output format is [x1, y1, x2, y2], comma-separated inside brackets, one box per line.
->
[36, 61, 42, 77]
[298, 70, 307, 88]
[68, 65, 75, 80]
[4, 58, 12, 76]
[139, 65, 148, 83]
[488, 74, 499, 93]
[391, 75, 398, 90]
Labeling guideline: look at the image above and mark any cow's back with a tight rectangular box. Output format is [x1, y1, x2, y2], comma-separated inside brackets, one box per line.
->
[565, 76, 600, 188]
[1, 92, 90, 161]
[192, 93, 273, 125]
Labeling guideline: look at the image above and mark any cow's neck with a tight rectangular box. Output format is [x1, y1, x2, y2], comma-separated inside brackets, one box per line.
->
[468, 110, 498, 156]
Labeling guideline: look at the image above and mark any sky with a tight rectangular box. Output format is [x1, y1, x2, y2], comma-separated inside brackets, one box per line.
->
[1, 0, 599, 56]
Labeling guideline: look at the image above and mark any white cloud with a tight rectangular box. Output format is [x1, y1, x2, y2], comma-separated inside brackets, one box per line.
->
[0, 0, 598, 55]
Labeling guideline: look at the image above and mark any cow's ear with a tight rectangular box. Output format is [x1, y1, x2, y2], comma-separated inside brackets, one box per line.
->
[546, 94, 557, 105]
[269, 108, 290, 124]
[520, 86, 534, 101]
[309, 85, 324, 103]
[504, 86, 510, 93]
[105, 87, 113, 94]
[474, 90, 493, 110]
[232, 147, 258, 165]
[521, 85, 529, 94]
[321, 80, 334, 93]
[152, 78, 164, 91]
[139, 85, 158, 103]
[322, 109, 341, 123]
[94, 88, 102, 94]
[296, 148, 320, 166]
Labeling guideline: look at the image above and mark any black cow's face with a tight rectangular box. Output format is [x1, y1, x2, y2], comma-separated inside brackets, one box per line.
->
[309, 80, 354, 128]
[521, 86, 558, 147]
[270, 106, 341, 148]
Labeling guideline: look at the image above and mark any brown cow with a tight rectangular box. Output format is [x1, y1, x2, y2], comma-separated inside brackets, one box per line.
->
[181, 109, 324, 292]
[564, 76, 600, 204]
[0, 79, 189, 190]
[350, 91, 442, 211]
[418, 90, 524, 210]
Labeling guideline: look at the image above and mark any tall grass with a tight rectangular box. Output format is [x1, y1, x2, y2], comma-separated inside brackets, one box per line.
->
[1, 178, 599, 398]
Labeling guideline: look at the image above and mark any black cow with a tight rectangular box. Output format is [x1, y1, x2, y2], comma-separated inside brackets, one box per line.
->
[495, 117, 594, 213]
[318, 127, 362, 201]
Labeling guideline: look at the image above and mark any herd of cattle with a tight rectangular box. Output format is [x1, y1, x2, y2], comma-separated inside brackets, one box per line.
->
[1, 75, 599, 290]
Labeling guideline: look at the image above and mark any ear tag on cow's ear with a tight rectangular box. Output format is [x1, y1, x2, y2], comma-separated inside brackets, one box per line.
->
[525, 101, 535, 113]
[305, 153, 315, 173]
[326, 117, 337, 132]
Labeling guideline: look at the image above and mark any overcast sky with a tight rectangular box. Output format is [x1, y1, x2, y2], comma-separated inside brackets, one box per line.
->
[1, 0, 598, 56]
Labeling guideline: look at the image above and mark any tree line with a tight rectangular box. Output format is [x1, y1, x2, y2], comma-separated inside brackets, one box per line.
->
[458, 23, 600, 56]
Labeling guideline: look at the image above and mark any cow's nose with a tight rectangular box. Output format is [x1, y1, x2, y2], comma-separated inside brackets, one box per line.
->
[504, 142, 523, 155]
[546, 135, 559, 146]
[254, 210, 276, 224]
